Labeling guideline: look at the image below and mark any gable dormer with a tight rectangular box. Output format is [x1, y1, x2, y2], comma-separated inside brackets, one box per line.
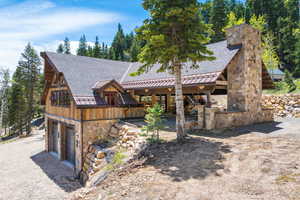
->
[92, 80, 126, 106]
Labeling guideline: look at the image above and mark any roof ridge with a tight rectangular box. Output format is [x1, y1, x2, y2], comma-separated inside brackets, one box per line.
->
[120, 62, 134, 83]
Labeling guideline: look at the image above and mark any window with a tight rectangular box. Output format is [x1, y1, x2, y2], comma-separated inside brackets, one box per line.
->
[104, 92, 118, 106]
[51, 90, 70, 107]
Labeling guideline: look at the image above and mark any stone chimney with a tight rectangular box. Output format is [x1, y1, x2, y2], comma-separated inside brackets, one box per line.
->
[225, 24, 262, 113]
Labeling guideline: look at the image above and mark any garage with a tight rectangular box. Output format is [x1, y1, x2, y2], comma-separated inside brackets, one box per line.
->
[50, 121, 59, 154]
[65, 126, 76, 166]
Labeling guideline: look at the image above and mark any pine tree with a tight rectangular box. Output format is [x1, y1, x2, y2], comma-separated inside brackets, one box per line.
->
[0, 68, 10, 135]
[63, 37, 71, 54]
[284, 70, 296, 92]
[130, 38, 141, 62]
[56, 44, 64, 53]
[17, 43, 41, 135]
[293, 31, 300, 77]
[142, 103, 165, 141]
[110, 24, 126, 60]
[125, 32, 134, 51]
[200, 0, 213, 24]
[93, 36, 101, 58]
[210, 0, 227, 42]
[87, 45, 94, 57]
[8, 68, 26, 135]
[133, 0, 215, 142]
[77, 34, 88, 56]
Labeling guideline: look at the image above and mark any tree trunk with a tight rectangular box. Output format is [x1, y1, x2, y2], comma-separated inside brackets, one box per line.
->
[174, 62, 186, 142]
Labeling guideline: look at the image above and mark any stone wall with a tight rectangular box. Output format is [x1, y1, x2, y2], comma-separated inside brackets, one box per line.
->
[262, 94, 300, 118]
[81, 122, 148, 186]
[82, 120, 117, 159]
[197, 107, 273, 130]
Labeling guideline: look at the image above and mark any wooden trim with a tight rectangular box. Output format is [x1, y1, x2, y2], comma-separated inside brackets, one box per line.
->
[216, 81, 228, 86]
[45, 113, 81, 123]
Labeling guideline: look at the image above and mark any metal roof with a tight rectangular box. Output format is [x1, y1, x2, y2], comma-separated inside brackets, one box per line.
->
[122, 72, 222, 89]
[121, 40, 239, 84]
[43, 40, 241, 106]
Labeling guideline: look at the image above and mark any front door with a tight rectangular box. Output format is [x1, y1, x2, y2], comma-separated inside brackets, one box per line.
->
[65, 126, 76, 166]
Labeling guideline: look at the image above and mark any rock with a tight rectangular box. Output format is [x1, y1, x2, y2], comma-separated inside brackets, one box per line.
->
[110, 126, 119, 137]
[96, 151, 106, 159]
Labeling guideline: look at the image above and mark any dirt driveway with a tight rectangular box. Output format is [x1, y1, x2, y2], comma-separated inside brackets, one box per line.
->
[0, 130, 81, 200]
[79, 118, 300, 200]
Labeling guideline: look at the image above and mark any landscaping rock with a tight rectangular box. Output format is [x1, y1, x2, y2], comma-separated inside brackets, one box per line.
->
[262, 94, 300, 118]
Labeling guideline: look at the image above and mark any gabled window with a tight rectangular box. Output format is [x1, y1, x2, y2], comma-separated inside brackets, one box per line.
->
[51, 90, 70, 107]
[104, 92, 119, 106]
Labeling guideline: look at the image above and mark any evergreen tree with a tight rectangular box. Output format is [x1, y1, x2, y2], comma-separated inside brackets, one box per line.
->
[293, 32, 300, 77]
[93, 36, 101, 58]
[142, 103, 165, 141]
[125, 32, 134, 51]
[200, 0, 213, 24]
[130, 38, 141, 62]
[8, 68, 26, 135]
[0, 68, 10, 135]
[77, 34, 88, 56]
[87, 45, 94, 57]
[56, 44, 64, 53]
[277, 16, 297, 71]
[63, 37, 71, 54]
[133, 0, 215, 142]
[110, 23, 126, 60]
[284, 70, 296, 92]
[210, 0, 227, 42]
[17, 43, 41, 135]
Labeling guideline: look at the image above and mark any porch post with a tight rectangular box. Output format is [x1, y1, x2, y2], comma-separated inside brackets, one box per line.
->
[206, 91, 212, 108]
[167, 93, 171, 112]
[151, 94, 157, 106]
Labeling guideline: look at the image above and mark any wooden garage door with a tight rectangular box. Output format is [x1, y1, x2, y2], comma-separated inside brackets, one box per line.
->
[51, 122, 59, 154]
[66, 126, 76, 165]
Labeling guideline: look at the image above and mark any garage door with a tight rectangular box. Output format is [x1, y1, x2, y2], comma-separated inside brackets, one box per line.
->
[66, 126, 76, 165]
[51, 122, 59, 154]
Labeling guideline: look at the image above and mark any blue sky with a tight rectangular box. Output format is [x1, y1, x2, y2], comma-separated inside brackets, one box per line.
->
[0, 0, 148, 72]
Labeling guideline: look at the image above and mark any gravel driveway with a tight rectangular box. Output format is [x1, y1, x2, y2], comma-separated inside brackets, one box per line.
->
[0, 130, 81, 200]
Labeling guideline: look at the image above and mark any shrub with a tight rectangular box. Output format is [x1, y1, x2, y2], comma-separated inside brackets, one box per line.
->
[142, 103, 165, 142]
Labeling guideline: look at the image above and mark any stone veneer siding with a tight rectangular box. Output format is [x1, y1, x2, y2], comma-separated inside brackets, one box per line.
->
[82, 120, 117, 159]
[197, 24, 274, 130]
[227, 24, 262, 113]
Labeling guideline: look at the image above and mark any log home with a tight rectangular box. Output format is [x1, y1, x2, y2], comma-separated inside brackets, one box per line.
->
[41, 24, 274, 176]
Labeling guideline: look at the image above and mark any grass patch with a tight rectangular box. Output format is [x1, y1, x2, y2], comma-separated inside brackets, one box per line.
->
[264, 79, 300, 94]
[105, 151, 126, 171]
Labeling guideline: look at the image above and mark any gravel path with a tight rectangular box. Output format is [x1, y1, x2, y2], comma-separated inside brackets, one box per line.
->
[0, 130, 81, 200]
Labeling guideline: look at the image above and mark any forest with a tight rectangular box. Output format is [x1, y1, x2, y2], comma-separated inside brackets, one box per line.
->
[0, 0, 299, 136]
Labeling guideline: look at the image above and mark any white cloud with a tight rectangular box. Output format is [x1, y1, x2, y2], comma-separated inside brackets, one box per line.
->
[0, 0, 121, 72]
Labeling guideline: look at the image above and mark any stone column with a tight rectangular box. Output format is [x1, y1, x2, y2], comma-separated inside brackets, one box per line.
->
[197, 105, 205, 129]
[205, 107, 218, 130]
[226, 24, 262, 113]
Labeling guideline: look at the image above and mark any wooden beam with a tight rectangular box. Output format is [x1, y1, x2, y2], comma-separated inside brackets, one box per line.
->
[216, 81, 228, 86]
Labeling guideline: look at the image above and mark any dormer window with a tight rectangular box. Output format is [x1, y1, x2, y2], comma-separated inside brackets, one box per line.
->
[104, 92, 118, 106]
